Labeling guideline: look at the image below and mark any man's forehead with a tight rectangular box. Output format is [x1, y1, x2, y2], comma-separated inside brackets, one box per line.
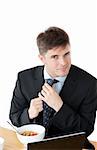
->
[47, 45, 70, 55]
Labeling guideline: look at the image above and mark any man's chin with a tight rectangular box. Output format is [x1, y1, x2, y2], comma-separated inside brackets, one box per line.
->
[56, 67, 70, 76]
[57, 72, 69, 77]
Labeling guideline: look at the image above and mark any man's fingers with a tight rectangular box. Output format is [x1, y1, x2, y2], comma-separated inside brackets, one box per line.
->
[38, 106, 43, 112]
[42, 84, 50, 93]
[31, 98, 42, 106]
[38, 92, 46, 103]
[41, 90, 47, 97]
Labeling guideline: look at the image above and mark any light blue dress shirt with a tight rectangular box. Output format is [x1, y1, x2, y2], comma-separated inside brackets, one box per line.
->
[44, 67, 67, 94]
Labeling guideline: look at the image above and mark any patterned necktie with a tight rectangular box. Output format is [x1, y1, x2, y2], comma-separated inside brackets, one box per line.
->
[43, 79, 58, 129]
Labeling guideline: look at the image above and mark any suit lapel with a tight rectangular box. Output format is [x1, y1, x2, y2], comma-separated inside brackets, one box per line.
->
[31, 66, 44, 124]
[60, 65, 78, 103]
[33, 66, 45, 95]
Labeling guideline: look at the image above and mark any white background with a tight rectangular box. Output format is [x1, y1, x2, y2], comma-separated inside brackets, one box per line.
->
[0, 0, 97, 140]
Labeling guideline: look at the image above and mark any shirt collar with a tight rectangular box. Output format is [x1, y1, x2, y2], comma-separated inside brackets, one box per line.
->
[44, 67, 66, 83]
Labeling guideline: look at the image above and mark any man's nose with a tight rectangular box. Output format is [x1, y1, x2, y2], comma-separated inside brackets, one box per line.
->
[59, 58, 66, 65]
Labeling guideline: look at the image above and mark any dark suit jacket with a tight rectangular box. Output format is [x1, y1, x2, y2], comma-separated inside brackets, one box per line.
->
[9, 65, 97, 137]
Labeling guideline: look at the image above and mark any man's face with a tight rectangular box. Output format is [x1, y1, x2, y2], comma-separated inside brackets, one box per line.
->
[39, 44, 71, 78]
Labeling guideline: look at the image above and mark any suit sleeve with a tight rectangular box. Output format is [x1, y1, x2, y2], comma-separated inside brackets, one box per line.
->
[51, 79, 97, 137]
[9, 74, 35, 127]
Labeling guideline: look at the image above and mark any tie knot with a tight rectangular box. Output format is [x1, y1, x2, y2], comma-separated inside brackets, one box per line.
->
[45, 79, 58, 86]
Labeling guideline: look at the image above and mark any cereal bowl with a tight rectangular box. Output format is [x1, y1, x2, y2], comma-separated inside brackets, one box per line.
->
[0, 137, 4, 150]
[16, 124, 45, 145]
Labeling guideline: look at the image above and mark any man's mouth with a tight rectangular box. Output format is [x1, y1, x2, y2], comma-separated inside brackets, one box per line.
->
[57, 66, 68, 71]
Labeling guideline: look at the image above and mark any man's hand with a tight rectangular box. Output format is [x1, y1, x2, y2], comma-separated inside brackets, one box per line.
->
[39, 83, 63, 112]
[28, 97, 43, 119]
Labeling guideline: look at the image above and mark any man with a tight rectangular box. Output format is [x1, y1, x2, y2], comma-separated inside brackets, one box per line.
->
[9, 27, 97, 138]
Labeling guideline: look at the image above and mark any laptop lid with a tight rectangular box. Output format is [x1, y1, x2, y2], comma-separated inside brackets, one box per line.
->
[27, 132, 91, 150]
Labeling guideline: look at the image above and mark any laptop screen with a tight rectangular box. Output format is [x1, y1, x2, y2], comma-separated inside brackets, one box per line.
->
[27, 132, 92, 150]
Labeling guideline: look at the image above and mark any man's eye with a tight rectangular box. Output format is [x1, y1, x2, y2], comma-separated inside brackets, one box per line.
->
[66, 52, 70, 55]
[64, 52, 70, 57]
[51, 55, 58, 59]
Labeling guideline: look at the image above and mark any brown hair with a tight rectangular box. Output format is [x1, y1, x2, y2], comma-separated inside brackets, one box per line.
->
[37, 27, 70, 54]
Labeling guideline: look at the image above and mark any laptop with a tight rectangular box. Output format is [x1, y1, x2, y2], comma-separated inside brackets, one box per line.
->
[27, 132, 95, 150]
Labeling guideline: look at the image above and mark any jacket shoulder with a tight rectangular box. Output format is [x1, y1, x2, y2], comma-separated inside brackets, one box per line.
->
[71, 65, 97, 81]
[18, 66, 44, 78]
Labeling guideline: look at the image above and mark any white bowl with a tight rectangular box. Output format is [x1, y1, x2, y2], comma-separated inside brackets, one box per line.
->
[0, 137, 4, 150]
[16, 124, 45, 145]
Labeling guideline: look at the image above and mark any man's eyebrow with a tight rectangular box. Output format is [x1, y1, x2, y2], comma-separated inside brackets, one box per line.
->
[50, 50, 70, 57]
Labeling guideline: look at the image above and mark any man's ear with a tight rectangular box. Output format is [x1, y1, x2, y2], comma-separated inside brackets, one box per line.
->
[38, 54, 45, 64]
